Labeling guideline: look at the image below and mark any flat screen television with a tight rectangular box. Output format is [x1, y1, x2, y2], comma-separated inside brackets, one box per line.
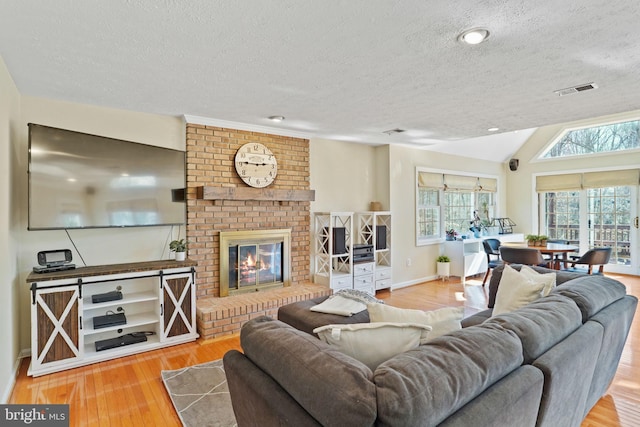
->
[28, 124, 186, 230]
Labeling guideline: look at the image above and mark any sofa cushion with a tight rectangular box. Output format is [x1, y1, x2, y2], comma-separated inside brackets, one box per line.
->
[374, 324, 524, 426]
[493, 265, 547, 316]
[485, 294, 582, 364]
[551, 275, 627, 323]
[240, 316, 377, 426]
[277, 296, 371, 336]
[314, 322, 432, 370]
[488, 265, 585, 308]
[367, 303, 464, 341]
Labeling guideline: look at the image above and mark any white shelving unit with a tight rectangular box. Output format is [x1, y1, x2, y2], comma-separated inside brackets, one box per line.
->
[356, 211, 392, 292]
[444, 233, 523, 284]
[313, 212, 353, 291]
[27, 260, 199, 376]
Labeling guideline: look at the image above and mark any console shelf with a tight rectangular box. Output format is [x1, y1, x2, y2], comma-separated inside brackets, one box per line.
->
[27, 260, 199, 376]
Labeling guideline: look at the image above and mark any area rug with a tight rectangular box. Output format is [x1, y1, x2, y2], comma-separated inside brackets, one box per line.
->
[161, 359, 237, 427]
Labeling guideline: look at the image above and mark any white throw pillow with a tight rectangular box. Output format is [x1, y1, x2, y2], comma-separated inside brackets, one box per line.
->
[313, 322, 432, 370]
[492, 264, 547, 316]
[520, 265, 557, 296]
[367, 303, 464, 343]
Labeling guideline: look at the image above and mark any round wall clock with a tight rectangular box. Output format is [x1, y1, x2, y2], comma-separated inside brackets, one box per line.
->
[234, 142, 278, 188]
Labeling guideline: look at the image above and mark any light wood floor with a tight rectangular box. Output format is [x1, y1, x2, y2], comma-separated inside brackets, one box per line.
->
[9, 273, 640, 426]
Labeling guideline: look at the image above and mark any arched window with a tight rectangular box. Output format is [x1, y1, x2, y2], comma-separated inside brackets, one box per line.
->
[541, 119, 640, 159]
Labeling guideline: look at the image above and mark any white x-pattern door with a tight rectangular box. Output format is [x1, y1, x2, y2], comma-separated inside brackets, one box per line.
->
[31, 285, 82, 371]
[160, 272, 196, 341]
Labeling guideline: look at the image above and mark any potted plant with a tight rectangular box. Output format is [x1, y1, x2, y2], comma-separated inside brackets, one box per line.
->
[525, 234, 539, 246]
[436, 255, 451, 280]
[170, 239, 188, 261]
[538, 235, 548, 246]
[445, 229, 457, 241]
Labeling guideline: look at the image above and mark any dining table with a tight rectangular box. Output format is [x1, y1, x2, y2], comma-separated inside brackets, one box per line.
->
[502, 242, 579, 270]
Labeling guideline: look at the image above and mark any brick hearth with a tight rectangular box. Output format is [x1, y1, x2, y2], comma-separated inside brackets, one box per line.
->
[196, 283, 330, 340]
[185, 122, 319, 338]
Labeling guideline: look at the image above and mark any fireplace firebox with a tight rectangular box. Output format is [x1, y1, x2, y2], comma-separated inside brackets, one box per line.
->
[219, 229, 291, 296]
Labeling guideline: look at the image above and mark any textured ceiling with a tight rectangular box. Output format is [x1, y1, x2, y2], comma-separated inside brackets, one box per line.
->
[2, 0, 640, 162]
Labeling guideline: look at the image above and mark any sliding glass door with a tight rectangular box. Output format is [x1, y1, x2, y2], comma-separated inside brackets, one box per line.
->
[542, 186, 639, 275]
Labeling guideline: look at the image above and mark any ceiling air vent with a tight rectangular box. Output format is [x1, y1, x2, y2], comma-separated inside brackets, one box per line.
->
[554, 82, 598, 96]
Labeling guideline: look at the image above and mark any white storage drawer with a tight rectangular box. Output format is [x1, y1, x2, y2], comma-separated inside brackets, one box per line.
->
[353, 262, 374, 276]
[353, 274, 373, 287]
[375, 278, 392, 290]
[375, 267, 391, 281]
[331, 276, 353, 290]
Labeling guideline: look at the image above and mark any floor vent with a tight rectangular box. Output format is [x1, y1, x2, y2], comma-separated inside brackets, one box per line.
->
[554, 82, 598, 96]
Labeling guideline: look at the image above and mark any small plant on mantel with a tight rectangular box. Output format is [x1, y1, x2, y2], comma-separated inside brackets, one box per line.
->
[170, 239, 188, 252]
[170, 239, 188, 261]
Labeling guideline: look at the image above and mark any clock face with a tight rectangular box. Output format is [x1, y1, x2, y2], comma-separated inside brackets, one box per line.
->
[234, 143, 278, 188]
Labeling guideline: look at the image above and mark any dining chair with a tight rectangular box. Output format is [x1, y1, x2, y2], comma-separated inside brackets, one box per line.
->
[482, 238, 501, 286]
[568, 247, 612, 274]
[499, 246, 547, 267]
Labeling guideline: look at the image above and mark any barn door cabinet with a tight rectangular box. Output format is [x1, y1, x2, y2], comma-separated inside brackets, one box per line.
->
[28, 260, 198, 376]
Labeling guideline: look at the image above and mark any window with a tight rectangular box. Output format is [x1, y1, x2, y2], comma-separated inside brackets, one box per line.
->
[416, 170, 497, 245]
[417, 188, 440, 241]
[541, 119, 640, 159]
[543, 191, 580, 243]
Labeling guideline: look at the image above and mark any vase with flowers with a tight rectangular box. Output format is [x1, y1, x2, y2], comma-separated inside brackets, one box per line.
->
[445, 229, 457, 241]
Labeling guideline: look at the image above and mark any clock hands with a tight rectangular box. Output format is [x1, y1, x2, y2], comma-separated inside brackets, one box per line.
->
[238, 154, 274, 166]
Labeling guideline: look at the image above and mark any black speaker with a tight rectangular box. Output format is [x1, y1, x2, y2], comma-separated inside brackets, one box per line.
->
[324, 227, 347, 254]
[509, 158, 519, 171]
[376, 225, 387, 250]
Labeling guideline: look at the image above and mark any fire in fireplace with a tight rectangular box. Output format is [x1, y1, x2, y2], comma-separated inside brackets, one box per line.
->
[220, 229, 291, 296]
[229, 242, 283, 288]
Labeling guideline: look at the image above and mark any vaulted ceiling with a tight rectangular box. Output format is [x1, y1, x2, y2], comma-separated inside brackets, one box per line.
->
[2, 1, 639, 161]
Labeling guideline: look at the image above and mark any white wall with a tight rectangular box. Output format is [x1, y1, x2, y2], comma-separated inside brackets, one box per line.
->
[309, 138, 381, 212]
[15, 97, 185, 353]
[388, 144, 506, 286]
[506, 109, 640, 235]
[0, 56, 21, 401]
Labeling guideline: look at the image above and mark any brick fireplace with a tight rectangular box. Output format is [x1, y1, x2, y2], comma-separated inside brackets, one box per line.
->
[185, 123, 330, 339]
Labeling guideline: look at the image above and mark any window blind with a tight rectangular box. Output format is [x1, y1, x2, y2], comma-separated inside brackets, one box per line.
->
[536, 169, 639, 192]
[582, 169, 640, 189]
[535, 174, 582, 192]
[443, 174, 477, 191]
[418, 172, 444, 189]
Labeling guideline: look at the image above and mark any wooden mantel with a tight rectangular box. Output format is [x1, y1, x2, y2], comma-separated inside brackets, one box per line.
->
[196, 186, 315, 202]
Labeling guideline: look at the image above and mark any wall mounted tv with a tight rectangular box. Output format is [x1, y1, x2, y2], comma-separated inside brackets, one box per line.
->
[28, 124, 186, 230]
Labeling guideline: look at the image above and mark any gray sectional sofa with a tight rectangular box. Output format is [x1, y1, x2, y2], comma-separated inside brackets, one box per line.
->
[223, 266, 637, 427]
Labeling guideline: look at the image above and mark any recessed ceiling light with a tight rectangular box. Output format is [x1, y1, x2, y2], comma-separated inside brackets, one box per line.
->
[458, 28, 490, 45]
[487, 127, 499, 132]
[268, 115, 285, 122]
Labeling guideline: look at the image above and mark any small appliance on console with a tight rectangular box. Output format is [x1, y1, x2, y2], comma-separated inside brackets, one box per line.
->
[33, 249, 76, 273]
[352, 244, 374, 264]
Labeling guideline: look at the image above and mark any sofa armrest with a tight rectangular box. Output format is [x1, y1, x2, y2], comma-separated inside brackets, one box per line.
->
[223, 350, 322, 427]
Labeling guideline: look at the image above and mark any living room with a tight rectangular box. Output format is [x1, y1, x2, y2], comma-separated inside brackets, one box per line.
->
[1, 2, 640, 425]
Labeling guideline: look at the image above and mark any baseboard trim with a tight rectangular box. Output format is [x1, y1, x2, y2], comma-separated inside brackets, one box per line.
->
[392, 275, 439, 290]
[1, 349, 29, 403]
